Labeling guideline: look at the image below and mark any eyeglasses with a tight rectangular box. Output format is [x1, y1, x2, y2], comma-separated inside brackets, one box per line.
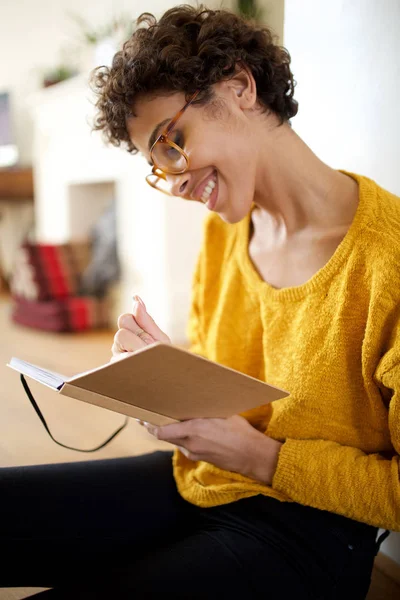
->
[145, 90, 200, 196]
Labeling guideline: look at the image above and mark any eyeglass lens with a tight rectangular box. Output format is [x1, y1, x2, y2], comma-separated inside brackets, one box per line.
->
[152, 139, 187, 174]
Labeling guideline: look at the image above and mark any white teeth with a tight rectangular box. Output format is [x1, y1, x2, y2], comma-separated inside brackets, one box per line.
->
[200, 176, 217, 203]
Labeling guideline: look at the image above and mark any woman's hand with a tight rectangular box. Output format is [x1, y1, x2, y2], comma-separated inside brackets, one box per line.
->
[142, 415, 283, 486]
[111, 295, 171, 361]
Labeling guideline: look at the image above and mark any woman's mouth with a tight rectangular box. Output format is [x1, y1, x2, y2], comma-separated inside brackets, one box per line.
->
[194, 170, 219, 211]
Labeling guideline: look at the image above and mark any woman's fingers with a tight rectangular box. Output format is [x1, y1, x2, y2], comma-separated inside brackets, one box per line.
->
[112, 296, 171, 361]
[132, 296, 171, 343]
[111, 327, 148, 357]
[117, 313, 156, 346]
[117, 298, 171, 346]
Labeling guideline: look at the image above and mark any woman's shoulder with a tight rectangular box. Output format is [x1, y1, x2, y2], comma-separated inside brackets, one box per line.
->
[374, 179, 400, 236]
[347, 171, 400, 248]
[352, 173, 400, 289]
[353, 172, 400, 227]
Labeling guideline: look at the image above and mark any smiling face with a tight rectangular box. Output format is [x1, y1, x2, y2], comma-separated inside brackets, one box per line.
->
[127, 72, 268, 224]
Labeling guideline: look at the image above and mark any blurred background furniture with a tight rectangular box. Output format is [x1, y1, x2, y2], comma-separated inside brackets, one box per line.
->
[10, 240, 109, 331]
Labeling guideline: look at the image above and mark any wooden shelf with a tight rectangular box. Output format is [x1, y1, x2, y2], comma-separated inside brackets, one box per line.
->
[0, 166, 34, 199]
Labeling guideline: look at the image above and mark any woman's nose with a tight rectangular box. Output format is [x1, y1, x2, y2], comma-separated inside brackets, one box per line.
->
[168, 173, 190, 197]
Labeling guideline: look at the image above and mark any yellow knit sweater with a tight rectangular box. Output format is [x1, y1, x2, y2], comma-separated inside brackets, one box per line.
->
[172, 172, 400, 532]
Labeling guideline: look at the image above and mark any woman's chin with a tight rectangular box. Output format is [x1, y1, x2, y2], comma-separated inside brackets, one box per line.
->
[216, 198, 253, 224]
[217, 207, 250, 224]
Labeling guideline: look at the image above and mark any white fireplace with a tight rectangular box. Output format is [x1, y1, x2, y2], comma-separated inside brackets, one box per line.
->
[27, 74, 205, 343]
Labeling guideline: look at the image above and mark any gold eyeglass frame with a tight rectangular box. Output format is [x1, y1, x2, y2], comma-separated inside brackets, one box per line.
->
[145, 90, 200, 196]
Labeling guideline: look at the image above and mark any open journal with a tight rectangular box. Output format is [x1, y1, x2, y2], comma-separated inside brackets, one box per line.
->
[8, 342, 289, 426]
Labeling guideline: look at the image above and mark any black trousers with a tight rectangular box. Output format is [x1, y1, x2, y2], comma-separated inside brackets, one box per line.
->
[1, 451, 384, 599]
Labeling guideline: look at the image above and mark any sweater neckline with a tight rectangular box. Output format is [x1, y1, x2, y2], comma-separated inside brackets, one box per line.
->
[236, 171, 374, 302]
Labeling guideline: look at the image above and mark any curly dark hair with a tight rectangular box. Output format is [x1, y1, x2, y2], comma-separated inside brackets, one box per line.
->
[90, 4, 298, 153]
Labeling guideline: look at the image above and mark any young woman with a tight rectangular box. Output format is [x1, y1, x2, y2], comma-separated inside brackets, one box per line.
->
[2, 5, 398, 598]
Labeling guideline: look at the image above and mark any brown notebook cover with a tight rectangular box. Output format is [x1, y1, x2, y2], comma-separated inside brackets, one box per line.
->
[8, 342, 289, 426]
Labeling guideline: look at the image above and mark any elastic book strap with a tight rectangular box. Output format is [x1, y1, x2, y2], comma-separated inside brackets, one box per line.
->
[20, 374, 128, 452]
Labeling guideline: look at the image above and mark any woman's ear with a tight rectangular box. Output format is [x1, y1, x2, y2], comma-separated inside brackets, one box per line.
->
[220, 65, 258, 111]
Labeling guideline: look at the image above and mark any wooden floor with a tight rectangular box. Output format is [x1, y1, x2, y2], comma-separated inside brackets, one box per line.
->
[0, 296, 399, 599]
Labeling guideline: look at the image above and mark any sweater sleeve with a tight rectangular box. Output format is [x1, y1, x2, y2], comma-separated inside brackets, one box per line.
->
[272, 362, 400, 532]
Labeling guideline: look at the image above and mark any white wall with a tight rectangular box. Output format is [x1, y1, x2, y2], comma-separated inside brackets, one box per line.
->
[284, 0, 400, 564]
[0, 0, 283, 165]
[0, 0, 222, 164]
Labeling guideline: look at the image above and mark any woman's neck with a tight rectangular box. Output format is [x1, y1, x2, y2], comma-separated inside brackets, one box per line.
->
[252, 121, 359, 238]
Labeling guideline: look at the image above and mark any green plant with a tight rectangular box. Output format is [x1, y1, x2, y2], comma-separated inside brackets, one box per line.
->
[68, 12, 133, 45]
[237, 0, 264, 21]
[42, 64, 78, 87]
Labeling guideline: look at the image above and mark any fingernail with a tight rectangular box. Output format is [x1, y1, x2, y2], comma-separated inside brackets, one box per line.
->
[133, 294, 146, 311]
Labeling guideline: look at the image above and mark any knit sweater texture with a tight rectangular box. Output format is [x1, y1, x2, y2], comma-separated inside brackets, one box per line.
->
[172, 172, 400, 532]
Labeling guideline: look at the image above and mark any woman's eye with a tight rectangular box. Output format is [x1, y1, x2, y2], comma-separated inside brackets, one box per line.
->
[166, 146, 182, 159]
[171, 130, 184, 149]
